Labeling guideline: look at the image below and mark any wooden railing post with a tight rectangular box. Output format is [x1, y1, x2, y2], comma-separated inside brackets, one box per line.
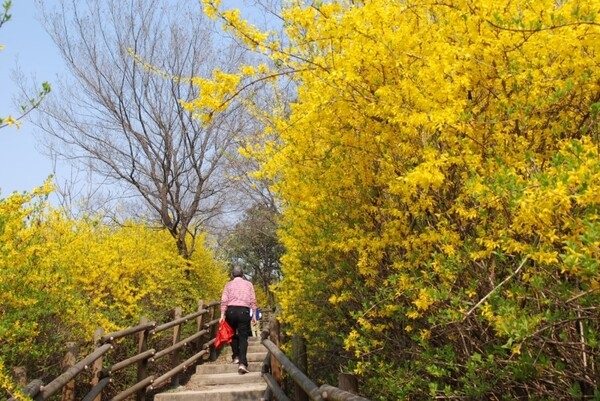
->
[170, 307, 182, 387]
[12, 367, 27, 387]
[91, 328, 104, 401]
[293, 334, 309, 401]
[208, 302, 218, 361]
[270, 317, 284, 391]
[196, 300, 205, 353]
[136, 317, 150, 401]
[338, 373, 359, 394]
[60, 342, 78, 401]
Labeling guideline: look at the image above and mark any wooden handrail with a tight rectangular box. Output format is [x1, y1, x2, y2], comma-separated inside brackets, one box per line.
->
[320, 385, 371, 401]
[101, 322, 156, 343]
[263, 373, 291, 401]
[81, 377, 111, 401]
[150, 348, 208, 390]
[112, 375, 155, 401]
[102, 349, 156, 376]
[151, 329, 208, 361]
[202, 318, 220, 329]
[203, 337, 216, 349]
[151, 309, 208, 334]
[35, 343, 113, 400]
[260, 322, 370, 401]
[7, 379, 43, 401]
[261, 336, 323, 401]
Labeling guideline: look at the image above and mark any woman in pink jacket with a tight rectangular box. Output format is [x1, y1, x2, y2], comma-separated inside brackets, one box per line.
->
[220, 265, 257, 374]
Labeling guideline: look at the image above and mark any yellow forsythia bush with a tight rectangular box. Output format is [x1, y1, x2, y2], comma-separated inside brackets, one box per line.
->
[0, 181, 227, 398]
[199, 0, 600, 398]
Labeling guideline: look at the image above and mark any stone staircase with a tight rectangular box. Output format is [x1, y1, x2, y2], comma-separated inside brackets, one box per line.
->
[154, 336, 268, 401]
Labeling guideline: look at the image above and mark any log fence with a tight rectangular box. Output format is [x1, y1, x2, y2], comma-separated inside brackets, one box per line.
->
[9, 300, 220, 401]
[9, 302, 370, 401]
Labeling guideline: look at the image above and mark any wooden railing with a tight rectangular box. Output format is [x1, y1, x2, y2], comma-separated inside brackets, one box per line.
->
[9, 302, 370, 401]
[260, 317, 370, 401]
[9, 300, 220, 401]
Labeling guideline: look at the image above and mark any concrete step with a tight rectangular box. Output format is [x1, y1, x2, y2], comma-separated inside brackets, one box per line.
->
[221, 336, 262, 346]
[153, 382, 266, 401]
[190, 371, 263, 386]
[195, 361, 263, 375]
[217, 343, 268, 362]
[153, 337, 268, 401]
[248, 351, 268, 361]
[216, 351, 267, 360]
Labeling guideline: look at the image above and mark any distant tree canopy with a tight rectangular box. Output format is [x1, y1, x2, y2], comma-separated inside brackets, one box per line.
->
[222, 202, 283, 306]
[198, 0, 600, 399]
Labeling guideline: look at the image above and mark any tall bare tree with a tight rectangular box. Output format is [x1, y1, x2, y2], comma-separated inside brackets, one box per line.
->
[34, 0, 253, 257]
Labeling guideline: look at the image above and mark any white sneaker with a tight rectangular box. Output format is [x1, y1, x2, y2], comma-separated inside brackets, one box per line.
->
[238, 364, 249, 374]
[232, 357, 239, 364]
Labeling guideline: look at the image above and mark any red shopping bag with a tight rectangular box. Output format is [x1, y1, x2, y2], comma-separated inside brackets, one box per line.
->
[215, 320, 234, 349]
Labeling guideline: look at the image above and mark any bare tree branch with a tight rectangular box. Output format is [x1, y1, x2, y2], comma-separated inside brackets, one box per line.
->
[34, 0, 254, 257]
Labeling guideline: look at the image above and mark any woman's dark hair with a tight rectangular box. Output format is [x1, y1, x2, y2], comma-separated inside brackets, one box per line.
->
[232, 265, 244, 278]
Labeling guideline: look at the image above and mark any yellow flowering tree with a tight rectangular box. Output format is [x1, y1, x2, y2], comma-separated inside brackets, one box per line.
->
[194, 0, 600, 398]
[0, 182, 227, 399]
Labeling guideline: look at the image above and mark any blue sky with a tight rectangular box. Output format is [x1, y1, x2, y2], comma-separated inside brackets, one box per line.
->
[0, 0, 63, 196]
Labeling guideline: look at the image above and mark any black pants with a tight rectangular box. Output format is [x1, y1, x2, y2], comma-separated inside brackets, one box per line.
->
[225, 306, 252, 365]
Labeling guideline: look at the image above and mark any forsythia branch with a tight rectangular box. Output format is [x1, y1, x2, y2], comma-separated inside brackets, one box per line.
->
[463, 256, 529, 320]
